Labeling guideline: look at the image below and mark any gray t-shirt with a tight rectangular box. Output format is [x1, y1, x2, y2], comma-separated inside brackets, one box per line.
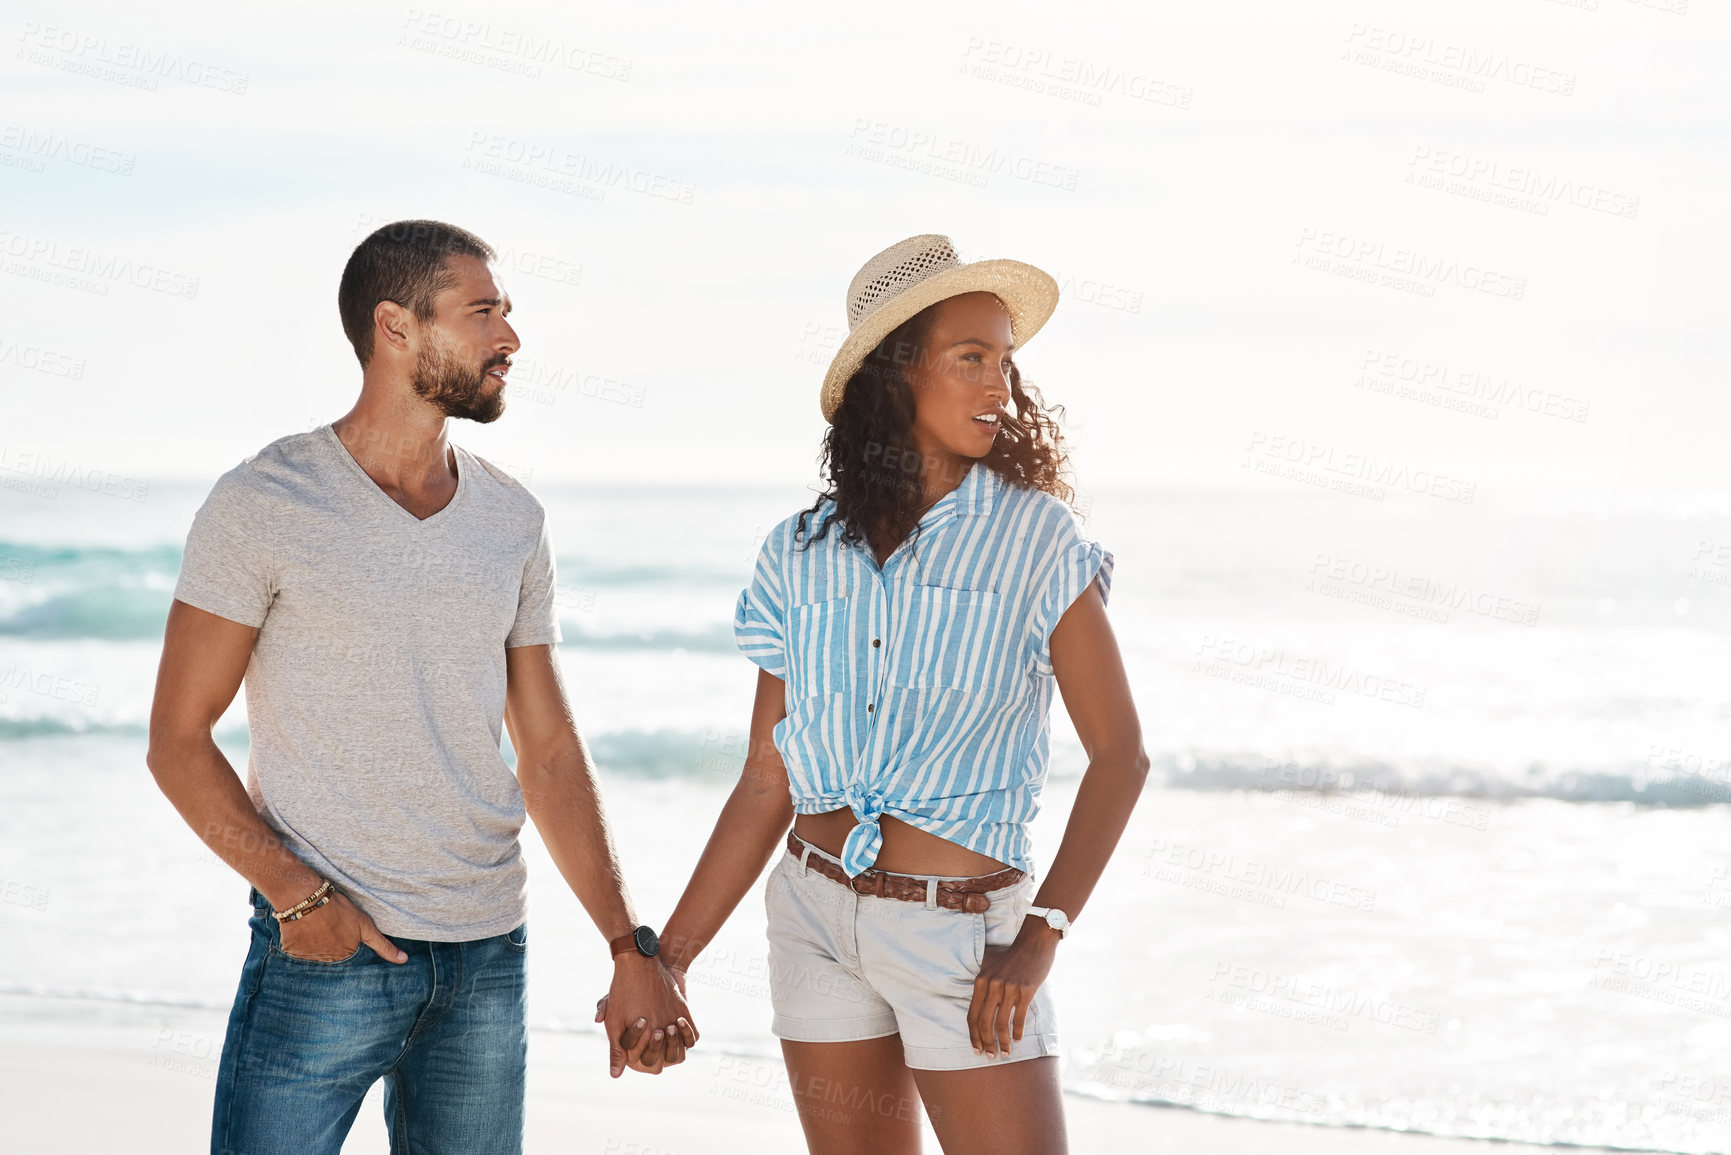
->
[173, 424, 561, 940]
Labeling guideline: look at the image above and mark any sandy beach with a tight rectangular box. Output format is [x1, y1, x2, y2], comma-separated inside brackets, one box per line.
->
[3, 1027, 1634, 1155]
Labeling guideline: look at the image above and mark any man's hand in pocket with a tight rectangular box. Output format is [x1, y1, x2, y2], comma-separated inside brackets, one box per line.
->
[279, 891, 406, 963]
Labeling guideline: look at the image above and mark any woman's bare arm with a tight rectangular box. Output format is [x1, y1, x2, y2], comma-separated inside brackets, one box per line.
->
[968, 578, 1151, 1056]
[658, 668, 797, 971]
[1030, 578, 1152, 922]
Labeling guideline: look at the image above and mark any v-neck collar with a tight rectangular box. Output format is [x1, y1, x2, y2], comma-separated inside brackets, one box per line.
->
[858, 458, 997, 573]
[322, 423, 467, 526]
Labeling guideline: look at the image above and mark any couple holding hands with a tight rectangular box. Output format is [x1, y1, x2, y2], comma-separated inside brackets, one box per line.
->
[148, 220, 1148, 1155]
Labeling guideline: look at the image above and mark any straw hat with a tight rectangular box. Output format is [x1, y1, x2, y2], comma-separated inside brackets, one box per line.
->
[819, 234, 1059, 423]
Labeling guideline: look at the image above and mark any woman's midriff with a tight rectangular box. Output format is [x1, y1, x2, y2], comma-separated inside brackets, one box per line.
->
[793, 808, 1013, 876]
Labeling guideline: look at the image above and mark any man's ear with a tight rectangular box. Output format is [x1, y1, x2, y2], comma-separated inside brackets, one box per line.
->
[373, 300, 413, 356]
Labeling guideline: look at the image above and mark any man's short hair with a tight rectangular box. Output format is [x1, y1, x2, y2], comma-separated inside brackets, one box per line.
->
[338, 220, 496, 366]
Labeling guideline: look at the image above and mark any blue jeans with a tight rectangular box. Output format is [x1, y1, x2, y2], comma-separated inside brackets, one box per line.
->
[211, 889, 527, 1155]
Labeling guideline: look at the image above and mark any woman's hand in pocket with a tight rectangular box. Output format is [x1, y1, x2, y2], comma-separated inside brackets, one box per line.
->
[967, 921, 1058, 1058]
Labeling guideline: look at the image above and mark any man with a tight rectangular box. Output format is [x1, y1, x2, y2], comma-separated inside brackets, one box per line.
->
[147, 220, 694, 1155]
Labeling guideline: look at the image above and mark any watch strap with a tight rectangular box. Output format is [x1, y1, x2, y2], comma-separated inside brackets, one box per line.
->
[1025, 905, 1070, 938]
[609, 924, 660, 958]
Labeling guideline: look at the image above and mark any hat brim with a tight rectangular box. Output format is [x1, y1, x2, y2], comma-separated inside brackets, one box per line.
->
[820, 259, 1059, 423]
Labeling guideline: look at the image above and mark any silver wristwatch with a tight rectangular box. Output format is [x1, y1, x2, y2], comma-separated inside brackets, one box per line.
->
[1025, 905, 1071, 938]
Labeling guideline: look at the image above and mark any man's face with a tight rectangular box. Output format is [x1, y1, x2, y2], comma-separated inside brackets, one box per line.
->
[411, 255, 519, 423]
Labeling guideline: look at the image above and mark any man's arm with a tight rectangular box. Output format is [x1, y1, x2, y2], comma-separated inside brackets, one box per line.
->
[502, 643, 696, 1077]
[146, 599, 405, 963]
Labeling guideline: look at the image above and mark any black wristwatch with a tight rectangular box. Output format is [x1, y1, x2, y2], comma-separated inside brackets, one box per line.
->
[608, 924, 660, 960]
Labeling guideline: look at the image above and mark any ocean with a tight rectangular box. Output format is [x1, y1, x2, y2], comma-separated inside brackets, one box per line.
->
[1, 472, 1727, 1153]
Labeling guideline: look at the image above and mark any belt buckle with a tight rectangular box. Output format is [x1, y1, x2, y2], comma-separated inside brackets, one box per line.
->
[849, 871, 879, 896]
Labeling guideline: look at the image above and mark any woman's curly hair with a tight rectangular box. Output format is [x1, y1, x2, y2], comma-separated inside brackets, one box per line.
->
[796, 299, 1074, 557]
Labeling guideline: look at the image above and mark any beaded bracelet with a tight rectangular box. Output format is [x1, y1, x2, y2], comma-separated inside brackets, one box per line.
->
[272, 879, 334, 923]
[274, 880, 332, 922]
[279, 892, 333, 923]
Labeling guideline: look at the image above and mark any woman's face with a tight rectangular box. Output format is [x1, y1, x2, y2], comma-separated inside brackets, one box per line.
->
[903, 291, 1015, 479]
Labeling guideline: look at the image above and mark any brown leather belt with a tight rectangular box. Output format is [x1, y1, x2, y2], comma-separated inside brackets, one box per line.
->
[785, 831, 1024, 913]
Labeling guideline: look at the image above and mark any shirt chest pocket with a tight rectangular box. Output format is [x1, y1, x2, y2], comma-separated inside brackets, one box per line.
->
[889, 586, 1000, 692]
[786, 597, 856, 700]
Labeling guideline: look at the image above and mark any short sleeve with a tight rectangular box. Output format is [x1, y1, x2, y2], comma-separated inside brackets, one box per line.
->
[172, 471, 276, 629]
[506, 512, 563, 648]
[732, 533, 789, 678]
[1030, 531, 1114, 678]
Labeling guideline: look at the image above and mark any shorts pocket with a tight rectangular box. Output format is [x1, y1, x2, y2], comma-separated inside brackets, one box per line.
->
[765, 854, 823, 946]
[981, 877, 1036, 954]
[764, 856, 784, 917]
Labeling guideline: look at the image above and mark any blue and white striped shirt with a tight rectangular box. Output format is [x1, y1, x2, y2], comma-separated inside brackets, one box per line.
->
[732, 460, 1114, 877]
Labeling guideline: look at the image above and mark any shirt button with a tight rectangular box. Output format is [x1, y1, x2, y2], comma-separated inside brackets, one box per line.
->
[872, 638, 881, 648]
[867, 703, 874, 712]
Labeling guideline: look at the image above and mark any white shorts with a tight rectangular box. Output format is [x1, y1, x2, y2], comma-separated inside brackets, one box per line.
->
[762, 837, 1061, 1071]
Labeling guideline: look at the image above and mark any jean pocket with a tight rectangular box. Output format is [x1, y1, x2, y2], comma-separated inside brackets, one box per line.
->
[271, 941, 367, 967]
[504, 923, 528, 952]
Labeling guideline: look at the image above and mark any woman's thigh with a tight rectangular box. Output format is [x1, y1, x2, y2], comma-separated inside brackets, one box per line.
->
[912, 1056, 1067, 1155]
[780, 1036, 924, 1155]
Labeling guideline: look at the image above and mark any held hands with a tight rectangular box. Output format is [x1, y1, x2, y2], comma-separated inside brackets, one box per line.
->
[278, 891, 407, 964]
[595, 959, 698, 1077]
[968, 918, 1059, 1058]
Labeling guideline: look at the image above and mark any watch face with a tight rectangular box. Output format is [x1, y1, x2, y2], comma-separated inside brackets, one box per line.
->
[1045, 910, 1068, 930]
[634, 925, 660, 957]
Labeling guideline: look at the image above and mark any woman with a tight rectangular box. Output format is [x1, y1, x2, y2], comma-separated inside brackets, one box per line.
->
[659, 234, 1148, 1154]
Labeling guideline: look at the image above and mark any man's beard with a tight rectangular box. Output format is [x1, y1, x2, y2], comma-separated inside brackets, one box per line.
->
[411, 338, 507, 423]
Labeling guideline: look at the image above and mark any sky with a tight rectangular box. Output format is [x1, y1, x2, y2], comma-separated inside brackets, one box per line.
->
[0, 0, 1725, 492]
